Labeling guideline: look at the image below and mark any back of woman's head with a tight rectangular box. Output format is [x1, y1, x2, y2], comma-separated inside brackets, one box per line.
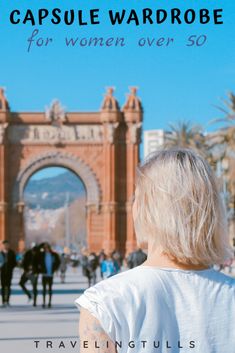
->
[134, 148, 233, 266]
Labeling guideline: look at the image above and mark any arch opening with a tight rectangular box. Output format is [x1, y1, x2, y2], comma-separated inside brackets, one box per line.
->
[23, 166, 87, 252]
[13, 151, 101, 207]
[12, 152, 102, 252]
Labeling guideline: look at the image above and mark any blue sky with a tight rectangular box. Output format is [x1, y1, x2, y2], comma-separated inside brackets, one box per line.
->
[0, 0, 235, 179]
[30, 167, 71, 180]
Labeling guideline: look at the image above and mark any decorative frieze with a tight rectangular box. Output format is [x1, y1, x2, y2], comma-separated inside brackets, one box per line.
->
[8, 124, 104, 144]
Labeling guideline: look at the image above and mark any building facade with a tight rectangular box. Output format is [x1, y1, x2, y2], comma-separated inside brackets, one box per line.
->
[143, 129, 173, 159]
[143, 129, 166, 158]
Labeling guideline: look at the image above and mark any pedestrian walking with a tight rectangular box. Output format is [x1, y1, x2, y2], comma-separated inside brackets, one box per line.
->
[19, 244, 40, 306]
[112, 250, 123, 272]
[70, 252, 79, 272]
[126, 248, 147, 269]
[80, 247, 89, 277]
[81, 249, 98, 287]
[39, 243, 60, 308]
[0, 240, 16, 307]
[86, 252, 99, 286]
[98, 249, 107, 279]
[60, 253, 68, 284]
[101, 253, 119, 279]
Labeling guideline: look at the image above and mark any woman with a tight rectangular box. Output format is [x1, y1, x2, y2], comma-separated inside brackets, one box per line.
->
[75, 148, 235, 353]
[101, 253, 119, 279]
[39, 242, 60, 308]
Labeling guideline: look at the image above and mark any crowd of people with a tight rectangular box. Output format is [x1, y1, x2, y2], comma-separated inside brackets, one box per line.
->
[80, 247, 148, 287]
[0, 239, 147, 308]
[0, 240, 61, 308]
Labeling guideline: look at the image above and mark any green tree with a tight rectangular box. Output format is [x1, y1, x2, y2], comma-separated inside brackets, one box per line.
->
[164, 120, 208, 155]
[209, 92, 235, 156]
[209, 92, 235, 237]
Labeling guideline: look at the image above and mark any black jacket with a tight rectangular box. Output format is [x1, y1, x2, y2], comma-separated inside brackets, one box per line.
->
[127, 249, 147, 269]
[22, 248, 40, 274]
[38, 251, 61, 275]
[0, 249, 16, 275]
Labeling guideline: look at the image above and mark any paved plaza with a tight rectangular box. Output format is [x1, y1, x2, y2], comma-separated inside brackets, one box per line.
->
[0, 265, 234, 353]
[0, 267, 91, 353]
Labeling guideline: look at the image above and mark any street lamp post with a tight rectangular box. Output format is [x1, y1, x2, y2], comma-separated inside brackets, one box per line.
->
[64, 192, 70, 249]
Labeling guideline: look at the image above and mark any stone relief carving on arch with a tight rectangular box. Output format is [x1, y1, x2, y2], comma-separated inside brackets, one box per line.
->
[0, 123, 8, 144]
[12, 151, 102, 210]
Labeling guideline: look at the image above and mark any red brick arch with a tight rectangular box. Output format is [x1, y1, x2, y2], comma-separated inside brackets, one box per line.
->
[12, 151, 101, 207]
[0, 88, 142, 254]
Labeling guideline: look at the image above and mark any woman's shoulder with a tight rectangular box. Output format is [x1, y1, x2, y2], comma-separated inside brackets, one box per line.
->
[86, 266, 166, 300]
[97, 266, 149, 286]
[94, 264, 234, 283]
[97, 266, 235, 295]
[77, 266, 235, 307]
[79, 267, 151, 299]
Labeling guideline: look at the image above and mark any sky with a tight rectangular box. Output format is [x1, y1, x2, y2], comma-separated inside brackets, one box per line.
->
[0, 0, 235, 179]
[30, 167, 71, 180]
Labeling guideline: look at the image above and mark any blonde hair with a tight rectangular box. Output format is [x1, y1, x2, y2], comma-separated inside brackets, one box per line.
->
[134, 148, 233, 266]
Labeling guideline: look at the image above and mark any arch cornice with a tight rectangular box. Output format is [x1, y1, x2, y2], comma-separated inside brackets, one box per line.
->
[12, 151, 102, 207]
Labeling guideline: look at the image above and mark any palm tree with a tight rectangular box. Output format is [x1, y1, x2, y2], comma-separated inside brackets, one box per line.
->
[207, 92, 235, 173]
[164, 120, 209, 157]
[209, 92, 235, 158]
[210, 93, 235, 245]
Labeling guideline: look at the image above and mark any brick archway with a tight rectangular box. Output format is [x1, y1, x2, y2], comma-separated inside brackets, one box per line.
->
[0, 88, 143, 254]
[12, 151, 101, 207]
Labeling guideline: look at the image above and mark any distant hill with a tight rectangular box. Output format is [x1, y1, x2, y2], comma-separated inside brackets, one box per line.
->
[24, 171, 86, 209]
